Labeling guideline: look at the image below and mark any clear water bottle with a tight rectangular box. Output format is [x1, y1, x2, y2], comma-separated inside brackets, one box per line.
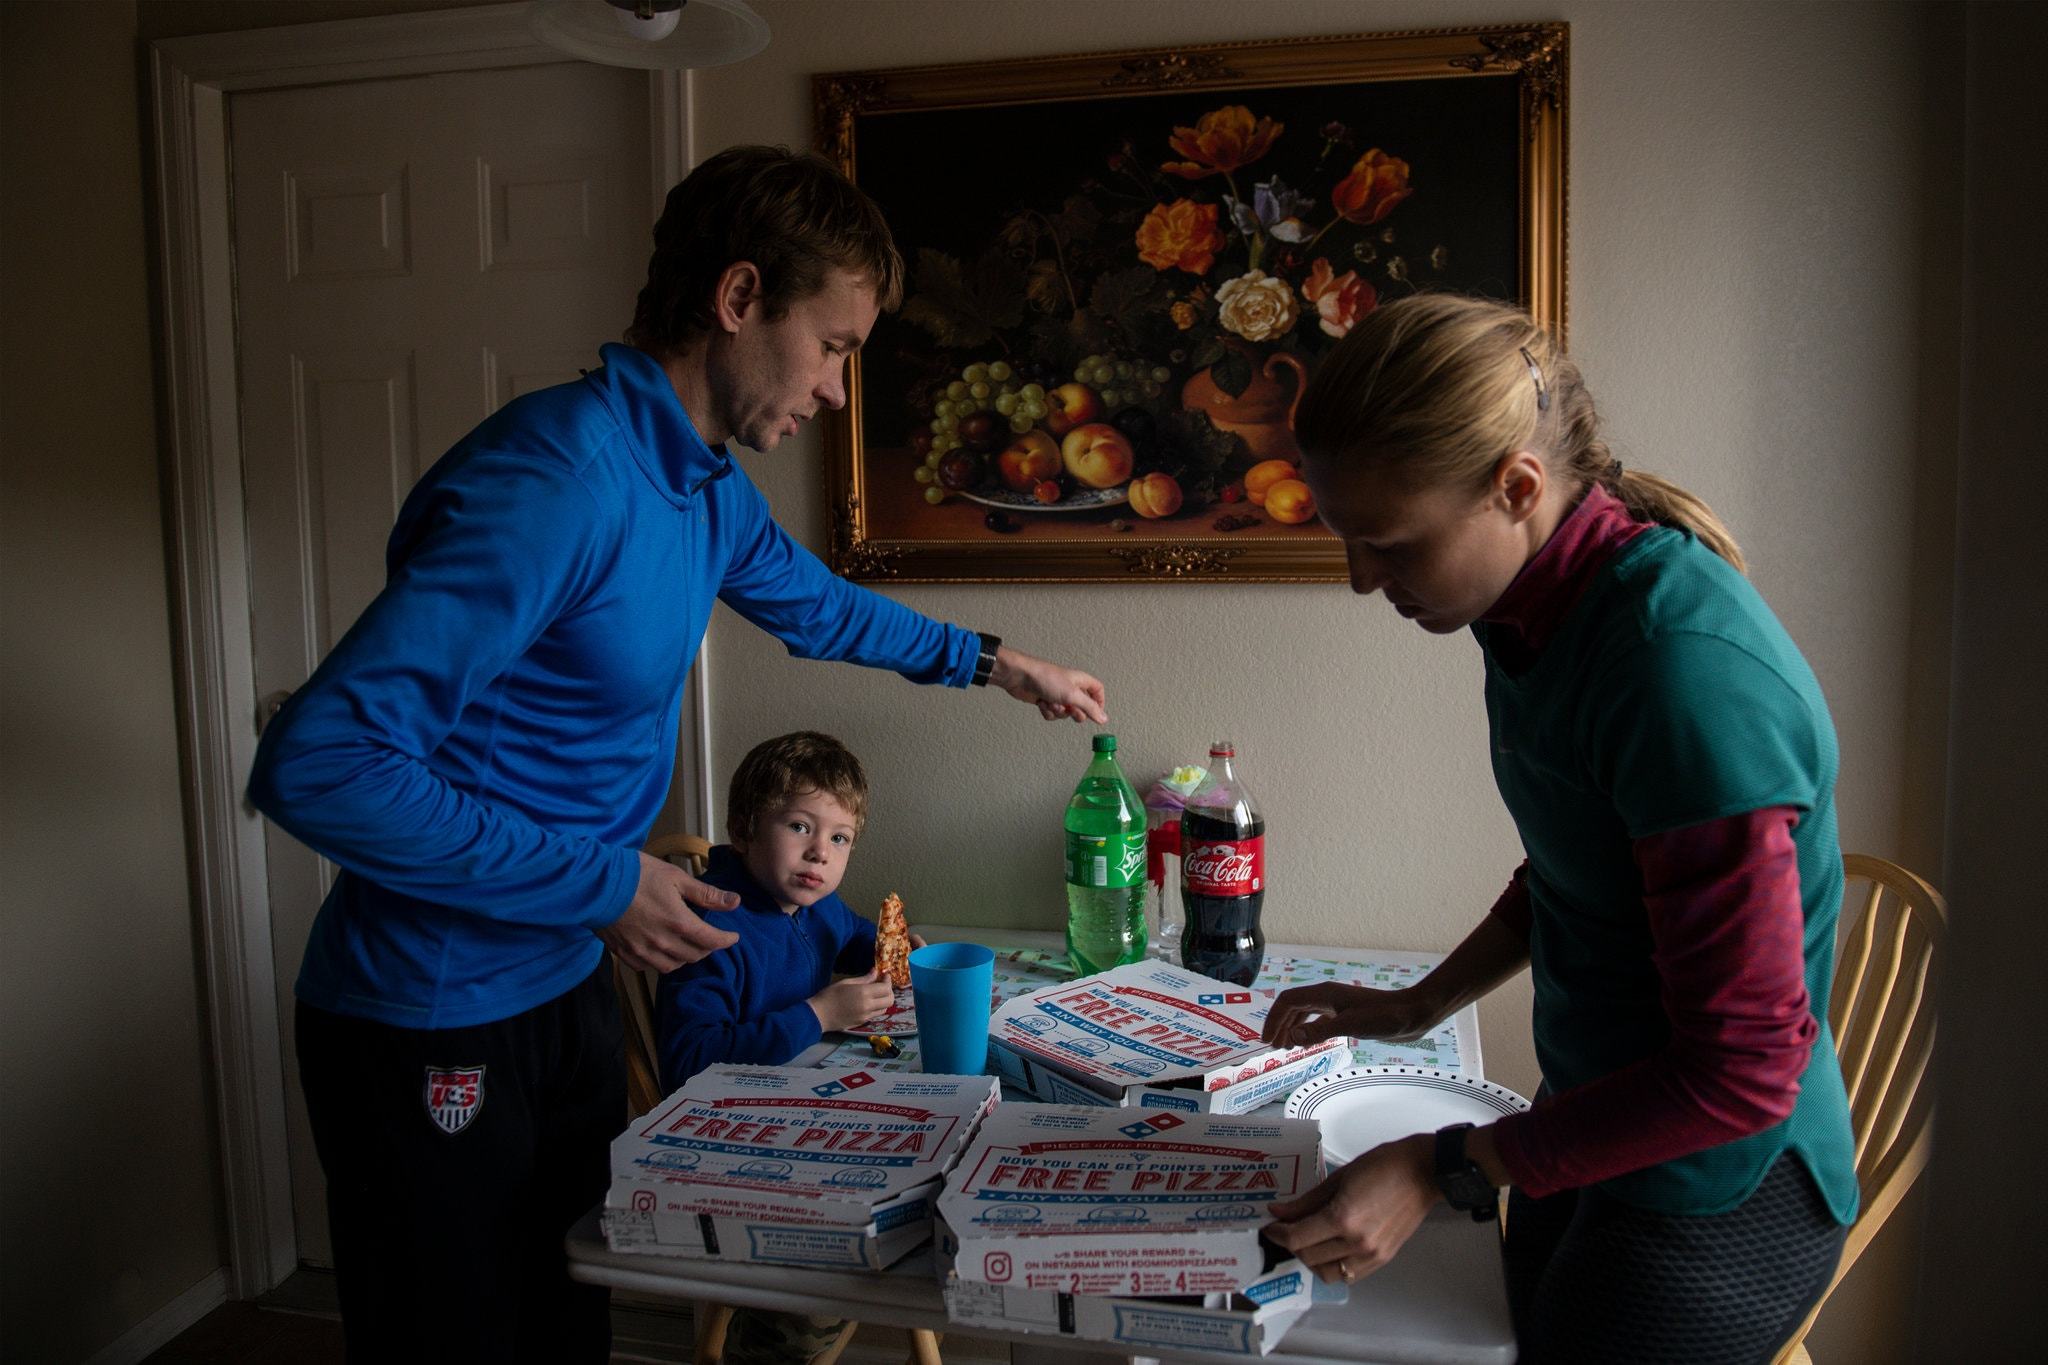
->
[1143, 764, 1206, 963]
[1064, 734, 1147, 976]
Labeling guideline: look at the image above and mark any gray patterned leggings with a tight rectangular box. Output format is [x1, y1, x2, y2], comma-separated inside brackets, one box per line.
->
[1504, 1153, 1847, 1364]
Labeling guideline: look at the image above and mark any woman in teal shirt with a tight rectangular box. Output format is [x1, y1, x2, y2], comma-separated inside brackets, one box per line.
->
[1260, 294, 1855, 1363]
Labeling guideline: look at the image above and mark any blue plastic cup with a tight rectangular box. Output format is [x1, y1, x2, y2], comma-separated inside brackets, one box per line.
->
[909, 941, 996, 1075]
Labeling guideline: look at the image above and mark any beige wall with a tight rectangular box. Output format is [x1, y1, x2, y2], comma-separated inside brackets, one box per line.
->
[3, 0, 2014, 1358]
[0, 3, 225, 1360]
[698, 2, 1952, 1360]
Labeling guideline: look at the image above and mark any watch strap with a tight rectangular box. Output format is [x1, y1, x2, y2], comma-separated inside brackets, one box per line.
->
[1434, 1122, 1498, 1222]
[971, 632, 1001, 686]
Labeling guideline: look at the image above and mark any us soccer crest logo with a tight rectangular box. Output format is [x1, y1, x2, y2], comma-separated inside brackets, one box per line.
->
[424, 1065, 485, 1135]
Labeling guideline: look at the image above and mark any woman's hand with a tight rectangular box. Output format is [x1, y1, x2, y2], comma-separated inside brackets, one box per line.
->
[1262, 982, 1443, 1048]
[1262, 1134, 1441, 1283]
[809, 969, 895, 1033]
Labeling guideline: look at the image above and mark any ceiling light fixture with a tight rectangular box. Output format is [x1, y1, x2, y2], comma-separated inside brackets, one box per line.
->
[528, 0, 770, 70]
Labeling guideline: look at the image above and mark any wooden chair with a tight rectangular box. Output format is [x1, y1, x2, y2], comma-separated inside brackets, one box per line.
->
[616, 833, 710, 1118]
[615, 833, 938, 1365]
[1771, 853, 1947, 1365]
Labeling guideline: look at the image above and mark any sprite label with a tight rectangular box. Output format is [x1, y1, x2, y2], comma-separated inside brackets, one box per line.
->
[1066, 829, 1146, 889]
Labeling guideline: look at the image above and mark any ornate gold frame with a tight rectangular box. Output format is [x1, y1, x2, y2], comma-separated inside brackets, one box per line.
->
[816, 23, 1568, 583]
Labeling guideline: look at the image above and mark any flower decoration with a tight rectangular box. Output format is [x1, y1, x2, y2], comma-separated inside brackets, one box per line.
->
[1136, 200, 1225, 275]
[1301, 258, 1376, 338]
[1162, 105, 1282, 179]
[1215, 269, 1299, 342]
[1225, 177, 1316, 245]
[1332, 149, 1414, 226]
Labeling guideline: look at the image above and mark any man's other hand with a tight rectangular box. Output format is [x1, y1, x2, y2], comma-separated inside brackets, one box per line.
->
[600, 853, 742, 972]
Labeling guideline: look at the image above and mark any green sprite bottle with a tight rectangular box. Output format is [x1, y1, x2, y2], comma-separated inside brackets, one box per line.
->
[1064, 733, 1148, 976]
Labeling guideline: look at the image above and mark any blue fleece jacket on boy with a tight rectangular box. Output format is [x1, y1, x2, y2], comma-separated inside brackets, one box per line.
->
[248, 343, 977, 1030]
[654, 844, 878, 1090]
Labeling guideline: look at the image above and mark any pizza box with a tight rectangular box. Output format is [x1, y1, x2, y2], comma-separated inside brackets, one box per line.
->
[602, 1064, 999, 1270]
[932, 1102, 1331, 1355]
[939, 1261, 1316, 1356]
[988, 960, 1347, 1114]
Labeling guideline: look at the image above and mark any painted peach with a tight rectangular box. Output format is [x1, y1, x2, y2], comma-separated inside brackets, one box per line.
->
[1128, 472, 1184, 519]
[1243, 458, 1300, 507]
[1060, 423, 1136, 490]
[997, 430, 1061, 493]
[1265, 478, 1317, 524]
[1045, 382, 1103, 438]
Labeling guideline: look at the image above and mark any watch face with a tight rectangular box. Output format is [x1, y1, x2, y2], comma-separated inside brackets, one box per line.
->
[1434, 1124, 1495, 1212]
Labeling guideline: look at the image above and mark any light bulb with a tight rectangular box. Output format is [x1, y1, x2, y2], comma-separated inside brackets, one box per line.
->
[614, 6, 681, 42]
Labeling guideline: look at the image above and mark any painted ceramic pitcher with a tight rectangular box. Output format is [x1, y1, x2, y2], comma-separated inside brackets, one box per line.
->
[1179, 346, 1310, 464]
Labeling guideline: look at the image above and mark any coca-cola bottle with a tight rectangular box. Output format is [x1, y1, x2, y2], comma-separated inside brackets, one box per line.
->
[1179, 742, 1266, 986]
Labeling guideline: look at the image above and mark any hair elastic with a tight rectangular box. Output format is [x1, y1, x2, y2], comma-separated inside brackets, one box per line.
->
[1518, 346, 1550, 413]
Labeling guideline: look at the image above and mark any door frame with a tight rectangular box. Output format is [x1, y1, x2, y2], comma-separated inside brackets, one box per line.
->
[149, 2, 706, 1296]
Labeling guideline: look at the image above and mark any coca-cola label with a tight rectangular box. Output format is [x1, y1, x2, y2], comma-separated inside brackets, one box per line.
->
[1181, 836, 1263, 896]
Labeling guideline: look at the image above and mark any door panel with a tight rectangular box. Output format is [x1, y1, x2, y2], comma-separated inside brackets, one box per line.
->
[232, 61, 649, 1266]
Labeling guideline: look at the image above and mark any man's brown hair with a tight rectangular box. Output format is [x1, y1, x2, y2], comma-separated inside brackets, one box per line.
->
[626, 144, 904, 356]
[726, 731, 870, 846]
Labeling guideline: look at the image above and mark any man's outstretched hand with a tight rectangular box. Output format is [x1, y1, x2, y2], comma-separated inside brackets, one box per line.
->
[990, 645, 1108, 724]
[600, 852, 742, 972]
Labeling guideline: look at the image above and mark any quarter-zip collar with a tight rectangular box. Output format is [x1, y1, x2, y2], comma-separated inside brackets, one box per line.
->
[589, 341, 734, 508]
[1480, 483, 1652, 671]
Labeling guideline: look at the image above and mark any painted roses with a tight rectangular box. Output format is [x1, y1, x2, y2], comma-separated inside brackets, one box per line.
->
[1301, 258, 1376, 338]
[1136, 200, 1225, 274]
[1215, 269, 1299, 342]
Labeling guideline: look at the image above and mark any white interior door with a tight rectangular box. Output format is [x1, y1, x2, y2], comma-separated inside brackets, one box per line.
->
[232, 60, 650, 1266]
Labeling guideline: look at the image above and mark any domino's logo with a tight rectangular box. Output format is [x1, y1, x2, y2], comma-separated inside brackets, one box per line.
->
[1117, 1112, 1188, 1140]
[1197, 991, 1254, 1005]
[812, 1071, 877, 1097]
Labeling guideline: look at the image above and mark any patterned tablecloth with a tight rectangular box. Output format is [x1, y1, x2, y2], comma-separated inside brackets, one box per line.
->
[809, 946, 1464, 1078]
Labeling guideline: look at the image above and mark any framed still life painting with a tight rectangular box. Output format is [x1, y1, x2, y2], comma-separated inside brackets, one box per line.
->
[815, 24, 1567, 582]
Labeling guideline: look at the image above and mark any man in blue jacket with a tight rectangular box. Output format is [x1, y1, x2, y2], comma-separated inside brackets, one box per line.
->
[248, 144, 1106, 1362]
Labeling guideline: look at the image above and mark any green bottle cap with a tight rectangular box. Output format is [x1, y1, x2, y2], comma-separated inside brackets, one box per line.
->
[1092, 734, 1117, 753]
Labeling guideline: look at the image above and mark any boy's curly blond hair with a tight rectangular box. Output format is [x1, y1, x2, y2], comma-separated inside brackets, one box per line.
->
[726, 731, 869, 845]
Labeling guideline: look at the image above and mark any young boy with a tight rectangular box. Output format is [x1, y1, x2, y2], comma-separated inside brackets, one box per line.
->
[655, 730, 923, 1092]
[654, 731, 921, 1365]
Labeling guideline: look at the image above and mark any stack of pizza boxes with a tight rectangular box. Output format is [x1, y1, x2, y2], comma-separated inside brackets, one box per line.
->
[604, 1063, 999, 1270]
[935, 1102, 1334, 1356]
[987, 960, 1347, 1115]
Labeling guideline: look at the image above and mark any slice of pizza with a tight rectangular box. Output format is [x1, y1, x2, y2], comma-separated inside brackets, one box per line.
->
[875, 892, 911, 988]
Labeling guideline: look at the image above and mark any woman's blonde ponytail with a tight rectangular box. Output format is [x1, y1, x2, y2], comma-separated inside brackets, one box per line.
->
[1600, 464, 1745, 574]
[1297, 294, 1748, 572]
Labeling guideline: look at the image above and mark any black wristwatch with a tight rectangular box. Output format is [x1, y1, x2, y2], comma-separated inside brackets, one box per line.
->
[971, 632, 1001, 687]
[1433, 1123, 1499, 1221]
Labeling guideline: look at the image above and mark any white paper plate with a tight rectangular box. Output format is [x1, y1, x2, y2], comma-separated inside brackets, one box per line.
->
[1285, 1066, 1531, 1165]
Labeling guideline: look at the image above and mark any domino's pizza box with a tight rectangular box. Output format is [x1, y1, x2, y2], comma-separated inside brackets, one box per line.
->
[602, 1064, 999, 1270]
[988, 960, 1347, 1115]
[932, 1102, 1331, 1355]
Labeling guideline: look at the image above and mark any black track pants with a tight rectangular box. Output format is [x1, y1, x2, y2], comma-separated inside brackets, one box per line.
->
[296, 964, 625, 1364]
